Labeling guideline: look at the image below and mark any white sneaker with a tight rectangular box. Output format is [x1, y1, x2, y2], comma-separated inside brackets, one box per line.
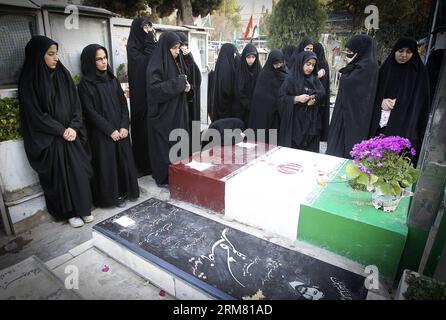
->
[81, 215, 94, 223]
[68, 217, 84, 228]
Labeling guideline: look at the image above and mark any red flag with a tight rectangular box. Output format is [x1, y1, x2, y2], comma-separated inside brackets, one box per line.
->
[244, 15, 253, 41]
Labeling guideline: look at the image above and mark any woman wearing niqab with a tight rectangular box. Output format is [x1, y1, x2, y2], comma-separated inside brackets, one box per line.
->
[327, 34, 379, 158]
[127, 18, 157, 176]
[249, 49, 288, 143]
[209, 43, 240, 121]
[18, 36, 93, 226]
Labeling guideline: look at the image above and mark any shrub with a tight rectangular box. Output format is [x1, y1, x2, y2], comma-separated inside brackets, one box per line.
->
[0, 97, 21, 142]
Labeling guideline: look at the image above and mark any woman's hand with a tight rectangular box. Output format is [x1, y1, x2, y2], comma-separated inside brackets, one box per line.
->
[185, 82, 191, 93]
[317, 69, 326, 79]
[307, 96, 317, 106]
[294, 94, 310, 104]
[381, 98, 396, 111]
[63, 128, 77, 142]
[119, 128, 129, 139]
[110, 130, 121, 141]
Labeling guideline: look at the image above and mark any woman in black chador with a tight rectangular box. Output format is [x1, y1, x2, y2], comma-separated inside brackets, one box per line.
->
[249, 49, 288, 143]
[369, 37, 430, 160]
[78, 44, 140, 208]
[146, 32, 190, 187]
[297, 38, 314, 53]
[283, 44, 297, 71]
[235, 43, 262, 126]
[127, 18, 157, 176]
[278, 51, 326, 152]
[18, 36, 93, 228]
[209, 43, 240, 122]
[176, 32, 202, 127]
[327, 34, 379, 158]
[313, 42, 330, 142]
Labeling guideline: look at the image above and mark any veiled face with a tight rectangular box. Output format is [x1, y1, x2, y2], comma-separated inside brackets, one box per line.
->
[170, 43, 180, 59]
[303, 58, 316, 75]
[272, 61, 284, 69]
[304, 44, 314, 52]
[44, 44, 58, 69]
[395, 48, 413, 64]
[246, 54, 256, 66]
[95, 49, 108, 71]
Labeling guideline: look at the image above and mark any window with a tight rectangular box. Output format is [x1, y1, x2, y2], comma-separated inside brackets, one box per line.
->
[0, 13, 37, 88]
[190, 33, 207, 71]
[49, 13, 110, 79]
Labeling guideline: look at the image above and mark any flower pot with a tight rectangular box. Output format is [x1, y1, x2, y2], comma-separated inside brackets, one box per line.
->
[372, 186, 413, 212]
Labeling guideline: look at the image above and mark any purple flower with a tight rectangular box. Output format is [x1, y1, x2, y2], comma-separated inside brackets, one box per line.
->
[411, 148, 417, 156]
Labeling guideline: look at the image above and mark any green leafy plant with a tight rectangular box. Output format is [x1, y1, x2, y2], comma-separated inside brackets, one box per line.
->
[404, 273, 446, 300]
[0, 97, 21, 142]
[346, 135, 419, 196]
[116, 63, 128, 83]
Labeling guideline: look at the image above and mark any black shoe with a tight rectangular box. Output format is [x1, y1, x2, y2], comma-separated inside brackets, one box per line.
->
[128, 197, 139, 202]
[116, 197, 127, 208]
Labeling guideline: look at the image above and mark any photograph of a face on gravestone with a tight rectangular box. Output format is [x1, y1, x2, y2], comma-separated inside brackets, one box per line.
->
[94, 198, 368, 300]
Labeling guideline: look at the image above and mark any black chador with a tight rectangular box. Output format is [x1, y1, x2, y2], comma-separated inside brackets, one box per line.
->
[369, 37, 430, 157]
[127, 18, 157, 176]
[283, 44, 297, 71]
[18, 36, 93, 220]
[327, 34, 379, 158]
[209, 43, 240, 122]
[235, 43, 262, 125]
[278, 51, 326, 152]
[176, 32, 202, 127]
[78, 44, 140, 207]
[297, 38, 314, 53]
[146, 32, 190, 186]
[249, 49, 288, 143]
[313, 43, 331, 142]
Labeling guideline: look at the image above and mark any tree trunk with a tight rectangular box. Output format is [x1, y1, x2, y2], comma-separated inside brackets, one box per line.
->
[178, 0, 194, 25]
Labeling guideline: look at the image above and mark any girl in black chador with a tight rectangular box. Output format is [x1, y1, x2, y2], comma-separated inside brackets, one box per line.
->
[369, 37, 430, 163]
[18, 36, 93, 228]
[249, 49, 288, 143]
[278, 51, 326, 152]
[176, 32, 202, 128]
[327, 34, 379, 158]
[127, 18, 157, 177]
[235, 43, 262, 126]
[78, 44, 140, 208]
[313, 42, 331, 142]
[209, 43, 240, 122]
[146, 32, 190, 187]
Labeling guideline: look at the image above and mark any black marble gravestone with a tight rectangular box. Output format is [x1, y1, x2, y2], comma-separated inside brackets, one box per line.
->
[93, 198, 368, 300]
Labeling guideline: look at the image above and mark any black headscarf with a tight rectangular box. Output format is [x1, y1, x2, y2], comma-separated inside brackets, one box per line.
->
[369, 37, 430, 152]
[297, 38, 314, 53]
[327, 34, 379, 158]
[18, 36, 93, 219]
[126, 17, 157, 176]
[283, 44, 297, 70]
[210, 43, 240, 121]
[249, 49, 288, 135]
[176, 31, 202, 124]
[146, 31, 189, 185]
[313, 42, 331, 142]
[235, 43, 262, 124]
[278, 51, 325, 147]
[80, 44, 114, 82]
[18, 36, 82, 161]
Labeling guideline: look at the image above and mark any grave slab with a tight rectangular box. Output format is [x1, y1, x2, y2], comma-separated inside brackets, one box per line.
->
[93, 198, 368, 300]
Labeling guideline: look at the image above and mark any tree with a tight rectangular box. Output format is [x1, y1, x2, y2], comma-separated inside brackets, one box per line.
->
[149, 0, 223, 25]
[266, 0, 327, 49]
[83, 0, 149, 17]
[209, 0, 241, 41]
[325, 0, 432, 61]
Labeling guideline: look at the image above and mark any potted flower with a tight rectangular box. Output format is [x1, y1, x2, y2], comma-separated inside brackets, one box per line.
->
[346, 135, 419, 212]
